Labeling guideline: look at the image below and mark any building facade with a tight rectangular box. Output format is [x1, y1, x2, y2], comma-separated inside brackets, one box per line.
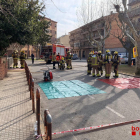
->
[69, 13, 124, 59]
[57, 34, 70, 47]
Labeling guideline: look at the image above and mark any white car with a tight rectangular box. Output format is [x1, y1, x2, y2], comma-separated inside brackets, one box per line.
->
[119, 55, 128, 64]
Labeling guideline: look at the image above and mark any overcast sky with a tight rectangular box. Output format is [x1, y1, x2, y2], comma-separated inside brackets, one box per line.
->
[43, 0, 122, 38]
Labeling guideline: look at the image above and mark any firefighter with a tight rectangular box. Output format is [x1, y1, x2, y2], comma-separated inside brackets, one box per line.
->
[52, 52, 56, 69]
[67, 51, 71, 69]
[98, 51, 104, 75]
[12, 50, 18, 68]
[20, 50, 25, 68]
[87, 52, 93, 75]
[59, 57, 65, 70]
[113, 51, 120, 78]
[91, 51, 100, 77]
[66, 51, 69, 68]
[104, 49, 113, 79]
[69, 52, 73, 69]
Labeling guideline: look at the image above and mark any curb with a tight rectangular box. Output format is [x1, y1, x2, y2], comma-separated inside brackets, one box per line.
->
[118, 71, 140, 78]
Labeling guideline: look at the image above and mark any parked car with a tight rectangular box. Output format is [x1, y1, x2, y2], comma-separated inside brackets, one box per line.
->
[72, 54, 78, 60]
[119, 55, 128, 64]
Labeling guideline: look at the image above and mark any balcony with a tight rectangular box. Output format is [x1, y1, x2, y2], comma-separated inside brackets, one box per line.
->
[128, 7, 140, 18]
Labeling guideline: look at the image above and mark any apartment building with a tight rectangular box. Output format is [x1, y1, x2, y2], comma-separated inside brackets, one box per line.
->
[69, 13, 124, 58]
[57, 34, 70, 47]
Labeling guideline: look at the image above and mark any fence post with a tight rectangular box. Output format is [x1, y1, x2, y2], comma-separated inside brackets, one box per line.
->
[44, 109, 52, 140]
[30, 73, 32, 99]
[28, 71, 30, 91]
[31, 79, 35, 113]
[36, 88, 40, 135]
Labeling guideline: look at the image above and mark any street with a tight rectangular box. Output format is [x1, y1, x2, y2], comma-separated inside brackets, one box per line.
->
[27, 59, 140, 140]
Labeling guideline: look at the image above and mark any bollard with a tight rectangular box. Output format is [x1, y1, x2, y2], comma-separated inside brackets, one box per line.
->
[32, 79, 35, 113]
[36, 88, 40, 135]
[44, 109, 52, 140]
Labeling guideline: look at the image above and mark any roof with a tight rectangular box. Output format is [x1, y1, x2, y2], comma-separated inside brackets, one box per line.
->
[39, 15, 57, 23]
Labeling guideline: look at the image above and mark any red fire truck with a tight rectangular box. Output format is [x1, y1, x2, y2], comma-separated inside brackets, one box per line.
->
[40, 44, 70, 64]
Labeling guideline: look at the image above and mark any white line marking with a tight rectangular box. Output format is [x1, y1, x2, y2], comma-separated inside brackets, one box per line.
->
[88, 95, 95, 99]
[106, 106, 125, 118]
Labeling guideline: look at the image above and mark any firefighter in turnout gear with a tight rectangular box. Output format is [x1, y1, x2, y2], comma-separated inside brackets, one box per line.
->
[113, 51, 120, 78]
[87, 52, 93, 75]
[67, 51, 72, 69]
[12, 50, 18, 68]
[97, 51, 104, 75]
[104, 49, 113, 79]
[70, 52, 73, 69]
[52, 52, 56, 69]
[59, 57, 65, 70]
[66, 51, 69, 68]
[91, 51, 100, 77]
[20, 51, 25, 68]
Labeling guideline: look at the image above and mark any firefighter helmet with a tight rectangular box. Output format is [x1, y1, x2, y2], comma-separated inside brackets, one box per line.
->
[106, 49, 110, 53]
[98, 51, 102, 54]
[114, 51, 118, 55]
[89, 52, 93, 55]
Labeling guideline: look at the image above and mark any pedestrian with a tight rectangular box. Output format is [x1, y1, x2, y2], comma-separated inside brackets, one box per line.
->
[112, 51, 120, 78]
[56, 53, 60, 68]
[104, 49, 113, 79]
[52, 52, 56, 69]
[31, 53, 34, 64]
[87, 52, 93, 75]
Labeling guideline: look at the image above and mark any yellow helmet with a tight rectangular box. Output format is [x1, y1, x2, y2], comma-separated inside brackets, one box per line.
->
[62, 57, 64, 60]
[92, 51, 94, 54]
[98, 51, 102, 54]
[89, 52, 93, 55]
[21, 50, 25, 53]
[114, 51, 118, 55]
[106, 49, 110, 53]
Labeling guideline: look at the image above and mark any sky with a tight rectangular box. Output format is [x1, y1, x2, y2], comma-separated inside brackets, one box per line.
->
[42, 0, 122, 38]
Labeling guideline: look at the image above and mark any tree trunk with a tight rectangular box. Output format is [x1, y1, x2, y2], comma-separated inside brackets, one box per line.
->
[128, 49, 132, 66]
[36, 49, 37, 60]
[135, 40, 140, 75]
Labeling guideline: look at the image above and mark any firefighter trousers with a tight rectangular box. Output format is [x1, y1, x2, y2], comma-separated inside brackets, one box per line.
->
[67, 60, 71, 69]
[13, 59, 18, 68]
[105, 63, 112, 78]
[87, 64, 92, 74]
[92, 66, 100, 77]
[114, 64, 119, 77]
[20, 59, 25, 68]
[98, 64, 103, 75]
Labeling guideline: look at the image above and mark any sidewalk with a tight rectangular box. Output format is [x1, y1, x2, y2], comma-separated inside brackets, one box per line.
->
[0, 70, 38, 140]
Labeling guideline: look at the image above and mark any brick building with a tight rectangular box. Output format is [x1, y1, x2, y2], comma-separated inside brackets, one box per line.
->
[69, 13, 124, 59]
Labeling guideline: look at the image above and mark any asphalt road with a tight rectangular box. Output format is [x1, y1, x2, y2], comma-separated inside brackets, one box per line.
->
[27, 60, 140, 140]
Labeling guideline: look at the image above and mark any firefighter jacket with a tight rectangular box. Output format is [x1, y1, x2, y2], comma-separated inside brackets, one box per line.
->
[113, 55, 120, 65]
[104, 54, 113, 64]
[12, 53, 18, 59]
[60, 60, 65, 65]
[87, 56, 92, 64]
[20, 54, 25, 60]
[67, 54, 72, 60]
[52, 55, 56, 62]
[98, 54, 103, 65]
[91, 54, 99, 66]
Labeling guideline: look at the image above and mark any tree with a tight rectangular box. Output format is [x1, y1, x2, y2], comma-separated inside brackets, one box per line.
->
[111, 18, 134, 66]
[76, 0, 113, 54]
[113, 0, 140, 75]
[0, 0, 51, 57]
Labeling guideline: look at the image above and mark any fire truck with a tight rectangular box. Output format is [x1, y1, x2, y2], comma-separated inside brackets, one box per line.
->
[40, 44, 70, 64]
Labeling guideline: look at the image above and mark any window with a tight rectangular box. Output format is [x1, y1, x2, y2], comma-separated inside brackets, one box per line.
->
[55, 31, 56, 34]
[55, 24, 57, 27]
[50, 30, 52, 33]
